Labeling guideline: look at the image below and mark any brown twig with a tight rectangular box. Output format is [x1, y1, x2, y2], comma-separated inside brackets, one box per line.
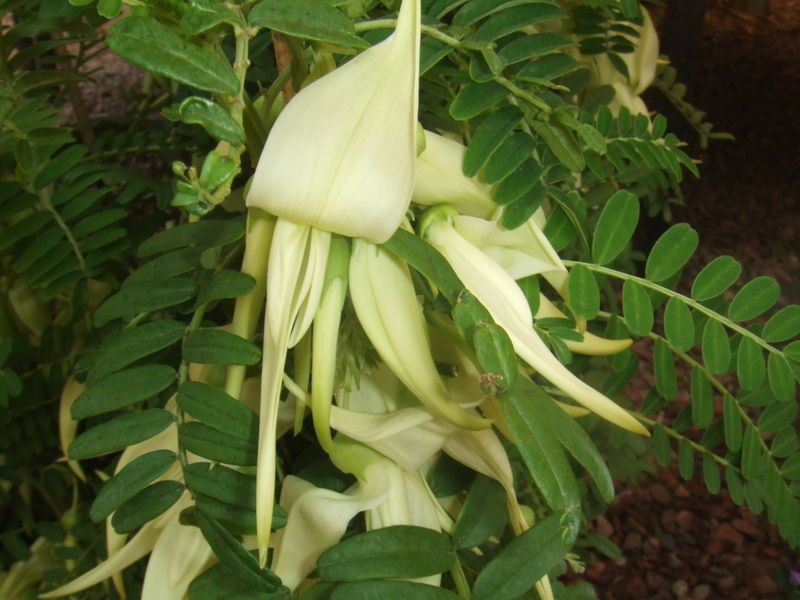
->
[271, 31, 296, 102]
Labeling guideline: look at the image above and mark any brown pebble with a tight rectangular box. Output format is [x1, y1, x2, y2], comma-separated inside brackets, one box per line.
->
[651, 483, 672, 503]
[719, 575, 737, 590]
[623, 532, 643, 550]
[731, 518, 762, 538]
[692, 584, 712, 600]
[752, 575, 778, 595]
[675, 485, 691, 498]
[676, 510, 695, 530]
[673, 579, 690, 596]
[714, 523, 745, 550]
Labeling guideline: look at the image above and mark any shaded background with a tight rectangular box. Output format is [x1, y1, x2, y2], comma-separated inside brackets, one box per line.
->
[584, 1, 800, 598]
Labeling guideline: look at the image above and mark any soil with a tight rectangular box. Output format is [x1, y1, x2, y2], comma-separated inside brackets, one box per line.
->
[584, 1, 800, 598]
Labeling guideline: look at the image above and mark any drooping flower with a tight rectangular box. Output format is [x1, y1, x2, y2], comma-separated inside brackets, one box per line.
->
[245, 0, 422, 565]
[425, 218, 647, 435]
[246, 0, 420, 242]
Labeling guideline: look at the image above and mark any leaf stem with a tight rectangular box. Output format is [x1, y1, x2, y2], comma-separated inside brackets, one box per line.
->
[564, 260, 783, 356]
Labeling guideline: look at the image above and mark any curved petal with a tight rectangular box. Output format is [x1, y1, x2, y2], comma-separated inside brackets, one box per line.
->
[247, 0, 420, 242]
[141, 518, 214, 600]
[271, 468, 388, 590]
[427, 221, 647, 435]
[349, 240, 490, 430]
[413, 131, 495, 218]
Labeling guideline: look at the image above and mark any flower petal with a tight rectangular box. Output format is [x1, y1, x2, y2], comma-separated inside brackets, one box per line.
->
[427, 221, 647, 435]
[247, 0, 420, 242]
[349, 240, 490, 430]
[271, 468, 388, 590]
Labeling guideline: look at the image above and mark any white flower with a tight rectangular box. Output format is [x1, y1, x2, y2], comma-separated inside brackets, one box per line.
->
[425, 219, 647, 435]
[413, 130, 495, 218]
[246, 0, 420, 243]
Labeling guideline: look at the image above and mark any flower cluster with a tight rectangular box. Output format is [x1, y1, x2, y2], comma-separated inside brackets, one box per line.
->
[51, 1, 650, 598]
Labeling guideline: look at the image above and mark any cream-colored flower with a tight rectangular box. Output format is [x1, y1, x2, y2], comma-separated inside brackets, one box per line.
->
[246, 0, 420, 242]
[413, 130, 495, 218]
[425, 219, 647, 435]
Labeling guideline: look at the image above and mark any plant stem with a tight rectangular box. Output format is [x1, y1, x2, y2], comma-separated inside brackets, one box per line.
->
[451, 556, 472, 599]
[564, 260, 783, 356]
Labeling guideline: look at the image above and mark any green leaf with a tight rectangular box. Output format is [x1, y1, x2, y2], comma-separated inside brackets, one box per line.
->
[726, 467, 745, 505]
[645, 223, 698, 282]
[760, 401, 798, 434]
[767, 353, 796, 403]
[619, 0, 639, 18]
[189, 562, 289, 600]
[785, 341, 800, 362]
[452, 475, 508, 549]
[449, 82, 507, 121]
[86, 321, 186, 383]
[248, 0, 367, 48]
[72, 365, 176, 419]
[702, 454, 721, 494]
[784, 454, 800, 480]
[741, 425, 763, 480]
[91, 450, 176, 522]
[472, 324, 518, 392]
[492, 160, 544, 206]
[463, 106, 522, 177]
[567, 265, 599, 320]
[763, 305, 800, 342]
[499, 185, 546, 229]
[196, 270, 256, 307]
[483, 132, 535, 184]
[328, 581, 461, 599]
[183, 329, 261, 365]
[382, 229, 463, 304]
[499, 33, 573, 65]
[108, 17, 240, 95]
[179, 422, 257, 466]
[690, 366, 713, 427]
[178, 97, 246, 144]
[69, 409, 174, 460]
[473, 4, 564, 41]
[654, 339, 677, 401]
[472, 515, 567, 600]
[194, 510, 283, 592]
[527, 384, 614, 503]
[138, 220, 243, 258]
[622, 279, 653, 336]
[723, 395, 743, 452]
[737, 336, 766, 391]
[94, 279, 197, 326]
[185, 463, 256, 510]
[702, 319, 731, 375]
[317, 526, 454, 582]
[652, 424, 671, 467]
[663, 297, 694, 352]
[502, 384, 581, 541]
[33, 145, 88, 189]
[771, 427, 799, 458]
[591, 190, 639, 265]
[97, 0, 122, 18]
[530, 120, 585, 172]
[181, 0, 240, 34]
[691, 256, 742, 301]
[111, 480, 184, 534]
[678, 439, 693, 480]
[728, 276, 780, 321]
[178, 381, 258, 442]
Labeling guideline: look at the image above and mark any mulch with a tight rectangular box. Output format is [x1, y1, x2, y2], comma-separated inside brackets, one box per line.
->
[583, 1, 800, 597]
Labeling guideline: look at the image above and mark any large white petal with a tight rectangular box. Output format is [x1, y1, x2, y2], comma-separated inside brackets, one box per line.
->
[247, 0, 420, 242]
